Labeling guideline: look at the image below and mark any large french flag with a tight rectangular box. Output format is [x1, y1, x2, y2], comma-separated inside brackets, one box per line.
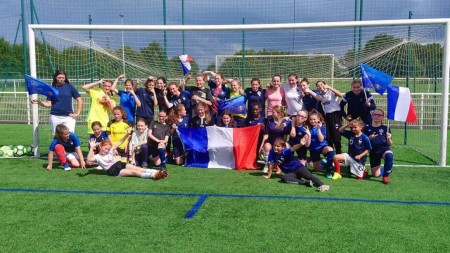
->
[387, 85, 417, 123]
[177, 125, 260, 170]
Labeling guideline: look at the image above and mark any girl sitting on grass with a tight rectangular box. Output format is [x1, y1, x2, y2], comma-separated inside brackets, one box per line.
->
[47, 124, 85, 171]
[263, 137, 330, 192]
[87, 130, 167, 180]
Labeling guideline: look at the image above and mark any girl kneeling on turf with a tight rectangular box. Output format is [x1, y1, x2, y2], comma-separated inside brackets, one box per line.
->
[334, 118, 372, 179]
[86, 131, 167, 180]
[364, 109, 394, 184]
[47, 124, 85, 171]
[263, 137, 330, 192]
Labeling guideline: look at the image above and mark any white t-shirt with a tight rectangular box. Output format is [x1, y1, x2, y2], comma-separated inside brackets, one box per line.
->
[283, 84, 303, 116]
[94, 150, 118, 171]
[131, 129, 148, 146]
[318, 89, 340, 114]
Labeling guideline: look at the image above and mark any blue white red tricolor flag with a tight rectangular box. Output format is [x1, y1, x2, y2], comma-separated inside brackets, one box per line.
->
[24, 74, 59, 100]
[179, 54, 193, 75]
[387, 85, 417, 123]
[360, 64, 393, 95]
[218, 95, 247, 114]
[177, 125, 260, 170]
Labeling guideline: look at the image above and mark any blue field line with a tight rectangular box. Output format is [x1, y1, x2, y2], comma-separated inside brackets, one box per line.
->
[185, 194, 209, 219]
[1, 187, 450, 207]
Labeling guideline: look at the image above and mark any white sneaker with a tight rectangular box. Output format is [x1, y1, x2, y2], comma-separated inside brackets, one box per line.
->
[262, 165, 269, 173]
[64, 166, 72, 171]
[317, 185, 330, 192]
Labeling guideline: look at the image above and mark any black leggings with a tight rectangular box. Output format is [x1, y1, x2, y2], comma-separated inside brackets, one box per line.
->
[325, 111, 342, 154]
[281, 166, 324, 187]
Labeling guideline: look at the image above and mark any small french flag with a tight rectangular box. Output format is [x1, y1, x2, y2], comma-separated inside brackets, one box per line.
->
[387, 85, 417, 123]
[179, 54, 193, 75]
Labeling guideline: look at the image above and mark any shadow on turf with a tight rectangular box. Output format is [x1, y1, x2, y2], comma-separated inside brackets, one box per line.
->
[248, 171, 284, 178]
[76, 169, 106, 177]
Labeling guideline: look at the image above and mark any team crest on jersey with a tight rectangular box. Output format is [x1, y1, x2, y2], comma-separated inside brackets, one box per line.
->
[276, 156, 285, 165]
[379, 128, 384, 135]
[257, 91, 261, 96]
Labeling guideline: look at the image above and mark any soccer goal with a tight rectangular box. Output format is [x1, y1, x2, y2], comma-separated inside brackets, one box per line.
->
[28, 19, 450, 166]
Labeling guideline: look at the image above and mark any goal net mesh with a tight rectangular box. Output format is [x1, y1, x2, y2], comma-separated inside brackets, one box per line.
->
[29, 23, 445, 164]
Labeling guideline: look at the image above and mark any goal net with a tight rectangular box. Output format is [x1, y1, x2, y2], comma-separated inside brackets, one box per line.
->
[215, 54, 334, 85]
[28, 20, 450, 166]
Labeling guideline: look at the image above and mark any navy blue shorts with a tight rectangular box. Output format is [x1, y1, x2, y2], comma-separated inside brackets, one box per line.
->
[369, 148, 391, 168]
[310, 146, 326, 162]
[172, 138, 185, 158]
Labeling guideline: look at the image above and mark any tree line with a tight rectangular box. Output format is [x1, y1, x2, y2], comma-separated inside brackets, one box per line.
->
[0, 34, 443, 81]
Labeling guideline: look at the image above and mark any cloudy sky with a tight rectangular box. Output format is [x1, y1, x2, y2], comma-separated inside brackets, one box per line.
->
[1, 0, 448, 68]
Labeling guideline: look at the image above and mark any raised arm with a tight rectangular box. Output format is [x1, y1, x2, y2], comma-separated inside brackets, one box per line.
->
[129, 88, 141, 107]
[324, 84, 343, 97]
[179, 74, 192, 90]
[82, 79, 103, 92]
[305, 88, 322, 101]
[290, 135, 308, 152]
[338, 121, 351, 133]
[111, 74, 125, 94]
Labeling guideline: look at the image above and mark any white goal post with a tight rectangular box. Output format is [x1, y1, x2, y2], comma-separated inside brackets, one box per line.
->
[28, 19, 450, 166]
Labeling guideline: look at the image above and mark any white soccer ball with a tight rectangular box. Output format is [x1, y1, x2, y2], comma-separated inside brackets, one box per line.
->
[0, 145, 11, 153]
[4, 149, 14, 157]
[13, 145, 27, 157]
[27, 145, 36, 156]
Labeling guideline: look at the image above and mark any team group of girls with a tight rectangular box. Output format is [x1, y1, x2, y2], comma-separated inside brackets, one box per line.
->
[33, 69, 394, 188]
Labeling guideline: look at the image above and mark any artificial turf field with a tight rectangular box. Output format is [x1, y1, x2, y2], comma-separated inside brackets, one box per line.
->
[1, 157, 449, 252]
[1, 123, 449, 252]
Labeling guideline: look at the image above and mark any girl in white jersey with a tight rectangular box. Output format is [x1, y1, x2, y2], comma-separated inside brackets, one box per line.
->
[86, 131, 167, 180]
[316, 80, 343, 154]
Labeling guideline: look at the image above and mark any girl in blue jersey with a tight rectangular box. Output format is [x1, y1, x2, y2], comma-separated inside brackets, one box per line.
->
[289, 109, 309, 166]
[46, 124, 85, 171]
[263, 137, 330, 192]
[191, 102, 215, 127]
[299, 78, 322, 113]
[88, 121, 108, 155]
[245, 104, 266, 161]
[259, 105, 292, 174]
[155, 76, 169, 113]
[203, 71, 231, 122]
[340, 79, 376, 125]
[218, 112, 237, 128]
[305, 109, 338, 179]
[31, 69, 82, 134]
[364, 109, 394, 184]
[111, 74, 142, 126]
[168, 104, 190, 165]
[244, 78, 266, 118]
[164, 82, 191, 118]
[135, 77, 158, 125]
[335, 118, 372, 179]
